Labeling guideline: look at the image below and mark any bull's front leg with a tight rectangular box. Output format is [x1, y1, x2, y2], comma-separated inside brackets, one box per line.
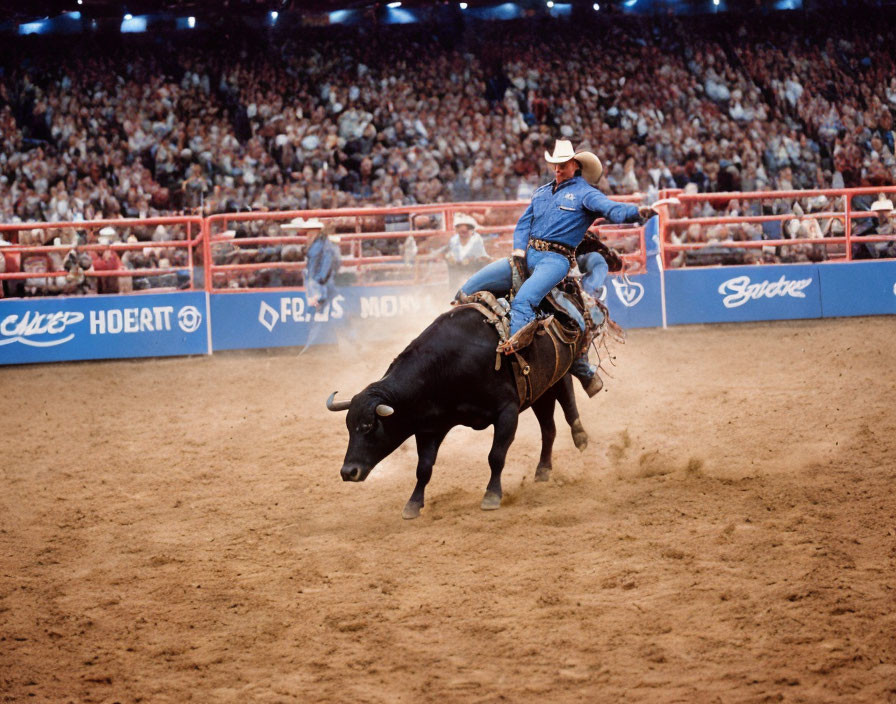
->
[402, 431, 447, 520]
[481, 405, 519, 511]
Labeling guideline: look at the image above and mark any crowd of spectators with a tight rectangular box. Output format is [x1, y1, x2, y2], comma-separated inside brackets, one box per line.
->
[2, 7, 896, 290]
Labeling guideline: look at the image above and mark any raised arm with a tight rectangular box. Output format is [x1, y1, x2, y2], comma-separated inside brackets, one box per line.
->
[582, 189, 640, 224]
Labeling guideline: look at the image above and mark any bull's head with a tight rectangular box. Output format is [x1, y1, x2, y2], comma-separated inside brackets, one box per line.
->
[327, 390, 407, 482]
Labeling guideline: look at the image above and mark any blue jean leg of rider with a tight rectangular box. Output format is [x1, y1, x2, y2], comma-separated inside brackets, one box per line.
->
[578, 251, 609, 326]
[553, 291, 586, 331]
[509, 249, 570, 335]
[458, 257, 513, 298]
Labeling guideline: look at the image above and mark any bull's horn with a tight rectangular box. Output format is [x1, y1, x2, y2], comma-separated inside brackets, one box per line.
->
[326, 392, 352, 412]
[375, 404, 394, 417]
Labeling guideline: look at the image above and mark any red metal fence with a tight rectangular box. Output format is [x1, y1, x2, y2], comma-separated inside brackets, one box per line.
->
[654, 186, 896, 268]
[0, 217, 203, 297]
[3, 187, 895, 298]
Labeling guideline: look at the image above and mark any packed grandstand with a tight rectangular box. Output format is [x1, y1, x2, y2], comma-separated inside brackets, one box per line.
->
[1, 2, 896, 297]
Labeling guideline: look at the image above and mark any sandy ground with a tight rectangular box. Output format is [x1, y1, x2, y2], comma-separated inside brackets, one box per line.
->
[2, 315, 895, 703]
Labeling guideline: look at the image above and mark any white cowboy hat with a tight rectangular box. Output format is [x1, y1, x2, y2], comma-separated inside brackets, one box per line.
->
[280, 217, 307, 231]
[453, 213, 477, 229]
[573, 151, 603, 186]
[808, 195, 829, 212]
[871, 197, 893, 212]
[544, 140, 577, 163]
[98, 227, 118, 244]
[303, 217, 325, 230]
[545, 139, 603, 185]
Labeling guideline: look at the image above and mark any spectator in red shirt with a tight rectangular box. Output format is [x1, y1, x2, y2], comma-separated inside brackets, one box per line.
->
[90, 227, 122, 294]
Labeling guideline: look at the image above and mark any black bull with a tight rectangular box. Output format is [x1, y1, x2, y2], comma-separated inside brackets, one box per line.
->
[328, 305, 591, 519]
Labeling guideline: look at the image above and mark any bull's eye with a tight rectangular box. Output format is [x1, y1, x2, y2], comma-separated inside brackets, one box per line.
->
[357, 421, 375, 435]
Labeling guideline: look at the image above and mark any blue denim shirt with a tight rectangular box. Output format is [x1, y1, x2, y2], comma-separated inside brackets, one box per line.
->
[306, 236, 341, 284]
[512, 176, 640, 251]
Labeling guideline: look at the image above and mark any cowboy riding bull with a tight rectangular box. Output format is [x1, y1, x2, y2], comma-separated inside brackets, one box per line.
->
[327, 140, 653, 518]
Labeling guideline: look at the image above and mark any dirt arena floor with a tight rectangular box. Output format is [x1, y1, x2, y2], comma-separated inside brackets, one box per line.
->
[2, 314, 895, 703]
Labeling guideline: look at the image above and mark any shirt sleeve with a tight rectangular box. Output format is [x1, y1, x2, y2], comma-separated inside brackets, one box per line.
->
[329, 244, 341, 279]
[314, 246, 332, 283]
[512, 200, 535, 251]
[466, 234, 488, 261]
[582, 188, 640, 224]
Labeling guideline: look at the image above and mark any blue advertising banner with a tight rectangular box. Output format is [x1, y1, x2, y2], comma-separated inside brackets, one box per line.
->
[210, 285, 447, 351]
[818, 260, 896, 318]
[0, 292, 209, 365]
[664, 263, 823, 325]
[604, 254, 665, 329]
[601, 216, 665, 329]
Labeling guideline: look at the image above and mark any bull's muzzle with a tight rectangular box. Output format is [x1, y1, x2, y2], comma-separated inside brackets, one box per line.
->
[340, 463, 370, 482]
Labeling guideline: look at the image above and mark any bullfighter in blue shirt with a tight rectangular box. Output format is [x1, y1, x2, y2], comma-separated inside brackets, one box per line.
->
[304, 217, 341, 311]
[459, 139, 651, 347]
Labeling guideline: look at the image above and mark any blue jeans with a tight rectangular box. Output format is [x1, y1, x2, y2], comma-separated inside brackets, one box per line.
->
[460, 249, 570, 335]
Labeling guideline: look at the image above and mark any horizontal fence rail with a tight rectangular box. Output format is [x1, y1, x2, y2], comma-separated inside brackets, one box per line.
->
[1, 190, 894, 365]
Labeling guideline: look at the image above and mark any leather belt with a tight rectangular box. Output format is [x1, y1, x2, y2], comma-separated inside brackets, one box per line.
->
[529, 238, 575, 262]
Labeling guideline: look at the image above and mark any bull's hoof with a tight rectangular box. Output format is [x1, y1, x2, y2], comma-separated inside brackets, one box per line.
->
[481, 491, 502, 511]
[535, 464, 551, 482]
[402, 500, 423, 520]
[571, 419, 589, 452]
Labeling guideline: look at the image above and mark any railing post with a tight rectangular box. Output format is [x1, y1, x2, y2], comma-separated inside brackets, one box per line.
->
[844, 195, 853, 262]
[202, 216, 212, 292]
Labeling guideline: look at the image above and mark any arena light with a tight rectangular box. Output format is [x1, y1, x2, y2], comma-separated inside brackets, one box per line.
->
[546, 0, 554, 7]
[329, 9, 352, 23]
[712, 0, 719, 4]
[77, 0, 82, 4]
[121, 14, 147, 32]
[593, 2, 599, 8]
[187, 16, 195, 28]
[459, 1, 468, 7]
[270, 10, 279, 21]
[387, 1, 402, 7]
[18, 20, 49, 35]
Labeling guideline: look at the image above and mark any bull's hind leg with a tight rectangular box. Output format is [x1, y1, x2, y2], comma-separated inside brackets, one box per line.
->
[402, 431, 447, 520]
[531, 393, 557, 482]
[558, 374, 589, 451]
[482, 405, 519, 511]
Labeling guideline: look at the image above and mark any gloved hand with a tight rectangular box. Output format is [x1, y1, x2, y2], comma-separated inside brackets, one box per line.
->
[599, 243, 624, 272]
[637, 205, 658, 223]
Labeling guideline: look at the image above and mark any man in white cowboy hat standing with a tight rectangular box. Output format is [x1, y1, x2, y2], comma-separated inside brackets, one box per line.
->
[458, 139, 653, 346]
[301, 217, 342, 311]
[446, 212, 490, 292]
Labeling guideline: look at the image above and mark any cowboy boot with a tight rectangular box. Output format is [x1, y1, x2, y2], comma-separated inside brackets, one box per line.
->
[496, 315, 552, 355]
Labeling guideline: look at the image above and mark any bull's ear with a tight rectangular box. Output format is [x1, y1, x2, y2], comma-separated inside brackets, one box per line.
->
[375, 404, 394, 417]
